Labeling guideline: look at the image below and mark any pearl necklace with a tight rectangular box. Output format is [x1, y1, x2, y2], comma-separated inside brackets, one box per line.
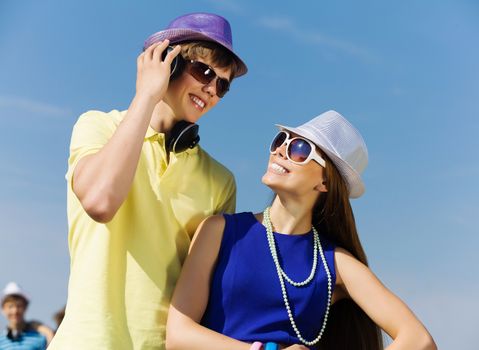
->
[263, 207, 332, 346]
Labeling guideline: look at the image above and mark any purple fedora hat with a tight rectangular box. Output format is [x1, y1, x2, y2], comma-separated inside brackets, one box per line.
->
[144, 12, 247, 77]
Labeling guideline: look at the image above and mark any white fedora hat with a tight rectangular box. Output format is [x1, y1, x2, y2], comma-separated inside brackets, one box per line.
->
[276, 110, 368, 198]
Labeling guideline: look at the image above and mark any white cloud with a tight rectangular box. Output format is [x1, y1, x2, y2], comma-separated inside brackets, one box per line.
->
[0, 95, 70, 118]
[258, 16, 296, 31]
[257, 16, 377, 63]
[197, 4, 375, 62]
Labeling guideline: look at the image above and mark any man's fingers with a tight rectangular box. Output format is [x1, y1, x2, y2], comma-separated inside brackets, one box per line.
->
[146, 40, 169, 61]
[163, 45, 182, 65]
[152, 40, 169, 63]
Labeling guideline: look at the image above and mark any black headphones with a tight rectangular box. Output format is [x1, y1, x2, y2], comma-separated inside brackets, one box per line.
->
[160, 47, 200, 153]
[165, 120, 200, 153]
[162, 46, 186, 81]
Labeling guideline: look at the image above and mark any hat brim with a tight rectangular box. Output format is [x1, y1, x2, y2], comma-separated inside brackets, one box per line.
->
[144, 29, 247, 77]
[276, 124, 365, 198]
[1, 293, 29, 304]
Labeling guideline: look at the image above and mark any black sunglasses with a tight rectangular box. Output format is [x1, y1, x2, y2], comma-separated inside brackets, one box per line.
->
[185, 60, 230, 98]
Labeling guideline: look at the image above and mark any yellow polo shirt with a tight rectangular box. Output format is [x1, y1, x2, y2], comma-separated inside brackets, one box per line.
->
[49, 110, 235, 350]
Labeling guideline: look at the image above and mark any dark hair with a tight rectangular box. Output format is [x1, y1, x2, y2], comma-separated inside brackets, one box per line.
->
[53, 306, 66, 328]
[179, 41, 240, 80]
[1, 294, 29, 308]
[314, 152, 384, 350]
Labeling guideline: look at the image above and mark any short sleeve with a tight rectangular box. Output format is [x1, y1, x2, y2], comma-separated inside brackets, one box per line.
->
[216, 173, 236, 214]
[65, 110, 119, 185]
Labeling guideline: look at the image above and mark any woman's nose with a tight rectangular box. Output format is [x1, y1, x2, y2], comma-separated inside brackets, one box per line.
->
[276, 142, 287, 159]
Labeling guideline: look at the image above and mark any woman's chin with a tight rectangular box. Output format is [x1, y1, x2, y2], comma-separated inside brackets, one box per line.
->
[261, 173, 272, 186]
[262, 174, 283, 191]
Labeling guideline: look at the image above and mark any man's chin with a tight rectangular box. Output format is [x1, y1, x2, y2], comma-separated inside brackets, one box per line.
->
[182, 114, 202, 124]
[9, 320, 23, 327]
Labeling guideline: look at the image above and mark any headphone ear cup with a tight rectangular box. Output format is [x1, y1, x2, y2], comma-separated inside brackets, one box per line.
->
[161, 46, 186, 81]
[166, 121, 182, 152]
[166, 121, 200, 153]
[169, 54, 185, 81]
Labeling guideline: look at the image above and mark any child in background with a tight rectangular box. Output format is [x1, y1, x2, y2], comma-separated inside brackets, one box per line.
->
[1, 282, 54, 349]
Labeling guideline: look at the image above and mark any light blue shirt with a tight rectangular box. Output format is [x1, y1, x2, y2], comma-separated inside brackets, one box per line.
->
[0, 327, 46, 350]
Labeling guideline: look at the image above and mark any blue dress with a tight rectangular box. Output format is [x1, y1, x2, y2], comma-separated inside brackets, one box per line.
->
[201, 212, 336, 349]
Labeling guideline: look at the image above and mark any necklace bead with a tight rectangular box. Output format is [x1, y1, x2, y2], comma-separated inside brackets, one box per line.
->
[263, 207, 332, 346]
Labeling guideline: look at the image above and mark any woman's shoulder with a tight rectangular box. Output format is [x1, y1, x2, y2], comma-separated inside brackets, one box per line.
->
[197, 212, 254, 236]
[222, 211, 254, 220]
[190, 215, 227, 256]
[334, 246, 357, 260]
[333, 247, 371, 287]
[198, 214, 227, 233]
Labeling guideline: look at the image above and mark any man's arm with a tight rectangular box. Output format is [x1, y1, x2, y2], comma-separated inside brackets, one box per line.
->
[72, 41, 180, 223]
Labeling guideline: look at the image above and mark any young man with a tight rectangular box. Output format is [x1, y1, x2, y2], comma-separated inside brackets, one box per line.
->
[1, 282, 54, 349]
[48, 12, 247, 350]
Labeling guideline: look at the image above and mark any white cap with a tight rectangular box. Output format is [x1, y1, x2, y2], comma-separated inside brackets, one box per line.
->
[2, 282, 29, 303]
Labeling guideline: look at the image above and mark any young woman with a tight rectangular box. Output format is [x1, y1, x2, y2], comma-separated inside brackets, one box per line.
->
[166, 110, 437, 350]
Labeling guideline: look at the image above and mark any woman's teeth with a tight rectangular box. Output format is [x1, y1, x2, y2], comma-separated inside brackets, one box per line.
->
[271, 163, 287, 174]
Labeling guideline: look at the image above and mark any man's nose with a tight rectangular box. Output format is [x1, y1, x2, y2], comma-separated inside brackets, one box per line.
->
[202, 78, 217, 97]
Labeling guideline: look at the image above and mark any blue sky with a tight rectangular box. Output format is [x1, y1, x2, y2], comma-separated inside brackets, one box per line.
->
[0, 1, 478, 348]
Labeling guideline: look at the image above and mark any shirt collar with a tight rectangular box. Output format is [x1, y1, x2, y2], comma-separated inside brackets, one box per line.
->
[144, 125, 164, 140]
[5, 322, 31, 340]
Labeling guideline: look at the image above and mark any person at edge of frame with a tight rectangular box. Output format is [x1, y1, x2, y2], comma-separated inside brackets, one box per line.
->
[1, 282, 55, 349]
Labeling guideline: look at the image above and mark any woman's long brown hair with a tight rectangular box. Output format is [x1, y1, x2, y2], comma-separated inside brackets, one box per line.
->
[314, 154, 384, 349]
